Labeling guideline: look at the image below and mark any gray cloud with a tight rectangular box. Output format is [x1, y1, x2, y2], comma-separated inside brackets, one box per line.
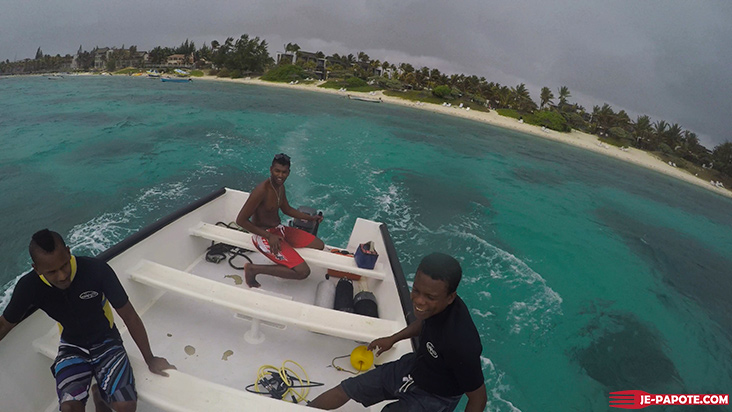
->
[3, 0, 730, 147]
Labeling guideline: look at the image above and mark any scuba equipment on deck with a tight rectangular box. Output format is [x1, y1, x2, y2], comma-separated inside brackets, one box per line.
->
[353, 290, 379, 318]
[334, 277, 355, 313]
[246, 360, 323, 403]
[314, 274, 336, 308]
[204, 222, 253, 269]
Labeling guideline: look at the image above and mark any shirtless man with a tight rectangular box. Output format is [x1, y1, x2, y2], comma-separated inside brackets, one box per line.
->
[236, 153, 324, 288]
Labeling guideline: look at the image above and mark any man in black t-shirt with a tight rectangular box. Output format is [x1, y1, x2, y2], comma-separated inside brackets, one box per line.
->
[0, 229, 175, 412]
[309, 252, 487, 411]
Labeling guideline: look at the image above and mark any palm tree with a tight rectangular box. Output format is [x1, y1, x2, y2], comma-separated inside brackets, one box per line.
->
[615, 110, 631, 131]
[633, 115, 652, 148]
[284, 43, 300, 53]
[540, 87, 554, 109]
[595, 103, 616, 132]
[651, 120, 669, 151]
[511, 83, 536, 112]
[665, 123, 683, 149]
[558, 86, 571, 108]
[357, 51, 370, 64]
[496, 86, 512, 108]
[682, 130, 704, 159]
[712, 141, 732, 176]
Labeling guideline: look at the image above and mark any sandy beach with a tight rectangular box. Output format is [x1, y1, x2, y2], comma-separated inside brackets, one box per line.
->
[198, 75, 732, 200]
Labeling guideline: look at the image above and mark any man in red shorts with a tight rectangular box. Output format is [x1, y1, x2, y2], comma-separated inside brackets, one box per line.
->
[236, 153, 325, 288]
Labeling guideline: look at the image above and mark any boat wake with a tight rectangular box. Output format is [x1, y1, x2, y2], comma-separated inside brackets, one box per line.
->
[0, 179, 203, 312]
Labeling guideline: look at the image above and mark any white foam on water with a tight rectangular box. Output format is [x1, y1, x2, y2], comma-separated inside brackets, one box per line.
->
[481, 356, 495, 371]
[0, 276, 22, 313]
[67, 203, 139, 256]
[1, 179, 203, 312]
[138, 181, 188, 206]
[481, 359, 523, 412]
[472, 308, 494, 318]
[436, 227, 563, 340]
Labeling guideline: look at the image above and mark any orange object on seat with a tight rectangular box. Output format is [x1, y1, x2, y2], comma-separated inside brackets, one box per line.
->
[326, 249, 362, 281]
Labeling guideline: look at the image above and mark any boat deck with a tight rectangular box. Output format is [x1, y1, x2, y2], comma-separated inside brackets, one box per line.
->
[140, 251, 380, 393]
[6, 189, 412, 411]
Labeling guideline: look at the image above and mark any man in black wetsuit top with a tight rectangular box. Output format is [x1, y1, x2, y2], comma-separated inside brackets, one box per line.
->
[0, 229, 175, 412]
[309, 252, 487, 411]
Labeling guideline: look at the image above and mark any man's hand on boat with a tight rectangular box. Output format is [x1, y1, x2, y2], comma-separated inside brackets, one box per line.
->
[307, 214, 324, 223]
[368, 336, 397, 356]
[147, 356, 176, 377]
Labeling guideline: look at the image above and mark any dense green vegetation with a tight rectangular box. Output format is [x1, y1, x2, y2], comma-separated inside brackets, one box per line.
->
[260, 64, 306, 82]
[114, 67, 140, 75]
[2, 35, 730, 186]
[319, 77, 379, 92]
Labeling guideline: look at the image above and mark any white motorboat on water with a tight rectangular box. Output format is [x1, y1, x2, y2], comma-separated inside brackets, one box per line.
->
[347, 94, 382, 103]
[0, 187, 415, 412]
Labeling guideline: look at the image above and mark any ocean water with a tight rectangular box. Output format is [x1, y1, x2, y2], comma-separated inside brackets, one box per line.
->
[1, 76, 731, 411]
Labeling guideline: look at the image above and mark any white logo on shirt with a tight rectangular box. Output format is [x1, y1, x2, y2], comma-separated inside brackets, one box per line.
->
[79, 291, 98, 300]
[426, 342, 438, 358]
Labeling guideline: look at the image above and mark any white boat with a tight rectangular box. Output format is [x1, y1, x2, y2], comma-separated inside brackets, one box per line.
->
[347, 94, 382, 103]
[0, 187, 414, 411]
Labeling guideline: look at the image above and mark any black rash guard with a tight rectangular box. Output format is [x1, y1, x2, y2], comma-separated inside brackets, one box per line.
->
[3, 256, 129, 346]
[411, 296, 485, 397]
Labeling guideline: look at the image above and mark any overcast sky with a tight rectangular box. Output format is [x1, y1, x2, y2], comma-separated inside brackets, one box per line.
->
[3, 0, 730, 147]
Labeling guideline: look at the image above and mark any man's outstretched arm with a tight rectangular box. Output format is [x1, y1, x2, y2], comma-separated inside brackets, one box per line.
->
[115, 301, 175, 376]
[280, 191, 323, 222]
[464, 383, 487, 412]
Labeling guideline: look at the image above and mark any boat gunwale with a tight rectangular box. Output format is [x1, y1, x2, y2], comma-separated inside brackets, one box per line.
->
[97, 187, 227, 262]
[379, 224, 416, 351]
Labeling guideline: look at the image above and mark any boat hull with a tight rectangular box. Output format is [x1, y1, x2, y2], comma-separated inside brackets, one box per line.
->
[0, 187, 412, 411]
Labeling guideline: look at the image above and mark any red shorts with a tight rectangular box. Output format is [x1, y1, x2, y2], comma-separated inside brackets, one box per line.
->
[252, 225, 316, 268]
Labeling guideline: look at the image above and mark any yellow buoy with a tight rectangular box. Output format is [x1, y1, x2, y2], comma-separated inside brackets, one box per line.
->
[350, 345, 374, 371]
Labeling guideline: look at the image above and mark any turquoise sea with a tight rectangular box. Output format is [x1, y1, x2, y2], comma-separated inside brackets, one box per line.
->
[1, 76, 731, 411]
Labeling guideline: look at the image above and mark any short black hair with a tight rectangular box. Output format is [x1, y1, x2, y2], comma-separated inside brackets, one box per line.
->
[272, 153, 291, 168]
[417, 252, 462, 294]
[29, 229, 66, 261]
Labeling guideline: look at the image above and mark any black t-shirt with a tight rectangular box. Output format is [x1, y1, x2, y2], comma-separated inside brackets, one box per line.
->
[411, 296, 484, 397]
[3, 256, 129, 346]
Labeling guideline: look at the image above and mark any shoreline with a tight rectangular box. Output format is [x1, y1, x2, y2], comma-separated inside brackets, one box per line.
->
[79, 73, 723, 200]
[199, 76, 732, 200]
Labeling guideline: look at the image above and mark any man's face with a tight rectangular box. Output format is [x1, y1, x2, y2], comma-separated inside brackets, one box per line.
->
[270, 163, 290, 186]
[410, 270, 456, 320]
[32, 246, 73, 290]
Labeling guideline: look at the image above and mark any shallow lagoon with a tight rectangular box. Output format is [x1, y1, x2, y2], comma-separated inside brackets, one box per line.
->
[1, 76, 731, 411]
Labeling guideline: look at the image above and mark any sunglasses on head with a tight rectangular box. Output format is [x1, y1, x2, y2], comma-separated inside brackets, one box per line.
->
[274, 153, 290, 162]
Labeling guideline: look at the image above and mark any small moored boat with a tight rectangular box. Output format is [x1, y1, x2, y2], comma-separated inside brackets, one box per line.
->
[347, 94, 382, 103]
[161, 77, 192, 83]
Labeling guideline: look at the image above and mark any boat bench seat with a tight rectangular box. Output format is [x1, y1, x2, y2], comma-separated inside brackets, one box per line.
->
[189, 222, 387, 281]
[128, 260, 401, 343]
[32, 328, 303, 412]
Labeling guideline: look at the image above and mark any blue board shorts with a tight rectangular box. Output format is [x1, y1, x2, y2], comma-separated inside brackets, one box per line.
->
[340, 353, 461, 412]
[51, 336, 137, 407]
